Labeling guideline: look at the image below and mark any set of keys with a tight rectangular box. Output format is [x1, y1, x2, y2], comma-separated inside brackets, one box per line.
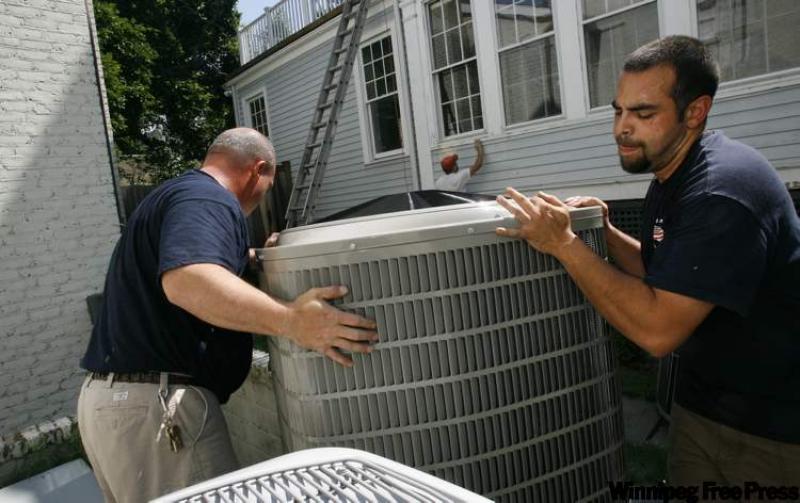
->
[156, 388, 183, 452]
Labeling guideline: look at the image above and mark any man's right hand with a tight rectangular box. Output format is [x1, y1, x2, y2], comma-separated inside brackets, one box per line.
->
[282, 286, 378, 367]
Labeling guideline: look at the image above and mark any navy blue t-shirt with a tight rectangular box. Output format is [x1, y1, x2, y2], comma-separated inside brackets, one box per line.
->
[641, 131, 800, 443]
[81, 170, 253, 403]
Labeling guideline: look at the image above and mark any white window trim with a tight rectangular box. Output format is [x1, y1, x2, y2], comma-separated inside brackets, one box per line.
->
[242, 88, 272, 136]
[424, 0, 486, 145]
[354, 30, 407, 165]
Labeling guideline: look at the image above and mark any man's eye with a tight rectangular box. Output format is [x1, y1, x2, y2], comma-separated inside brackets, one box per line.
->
[638, 113, 654, 119]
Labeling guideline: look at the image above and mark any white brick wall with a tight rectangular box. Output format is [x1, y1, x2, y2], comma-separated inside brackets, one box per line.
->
[0, 0, 119, 438]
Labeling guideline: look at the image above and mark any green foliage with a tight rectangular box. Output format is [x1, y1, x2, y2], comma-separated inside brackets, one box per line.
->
[95, 0, 241, 184]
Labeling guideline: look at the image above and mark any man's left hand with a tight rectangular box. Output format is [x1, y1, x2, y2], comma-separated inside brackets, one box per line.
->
[495, 187, 576, 257]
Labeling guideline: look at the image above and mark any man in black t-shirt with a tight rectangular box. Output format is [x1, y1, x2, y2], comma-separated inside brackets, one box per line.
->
[496, 37, 800, 486]
[78, 128, 378, 502]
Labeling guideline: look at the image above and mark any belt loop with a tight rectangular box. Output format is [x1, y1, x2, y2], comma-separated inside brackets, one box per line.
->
[105, 372, 115, 388]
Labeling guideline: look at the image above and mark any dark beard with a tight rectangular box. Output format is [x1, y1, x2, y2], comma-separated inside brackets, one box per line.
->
[619, 155, 652, 174]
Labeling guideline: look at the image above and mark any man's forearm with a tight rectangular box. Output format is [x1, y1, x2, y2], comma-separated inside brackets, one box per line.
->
[605, 224, 645, 278]
[162, 263, 290, 337]
[555, 236, 690, 356]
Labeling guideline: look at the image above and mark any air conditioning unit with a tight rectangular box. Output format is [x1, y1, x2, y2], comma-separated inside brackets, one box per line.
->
[256, 197, 624, 502]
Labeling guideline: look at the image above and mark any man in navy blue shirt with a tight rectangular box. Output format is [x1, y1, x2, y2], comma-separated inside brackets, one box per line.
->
[78, 128, 378, 502]
[497, 37, 800, 486]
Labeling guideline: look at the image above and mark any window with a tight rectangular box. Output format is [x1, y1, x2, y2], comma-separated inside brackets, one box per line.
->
[582, 0, 659, 108]
[361, 36, 403, 155]
[696, 0, 800, 82]
[429, 0, 482, 136]
[247, 94, 269, 136]
[495, 0, 561, 125]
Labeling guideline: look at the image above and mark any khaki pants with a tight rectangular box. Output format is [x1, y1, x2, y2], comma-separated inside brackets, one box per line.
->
[668, 403, 800, 493]
[77, 374, 239, 503]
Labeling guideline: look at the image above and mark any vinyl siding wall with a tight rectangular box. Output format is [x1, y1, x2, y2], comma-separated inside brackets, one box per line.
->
[234, 8, 414, 220]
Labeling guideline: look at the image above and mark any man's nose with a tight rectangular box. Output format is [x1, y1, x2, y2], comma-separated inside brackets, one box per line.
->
[614, 112, 632, 139]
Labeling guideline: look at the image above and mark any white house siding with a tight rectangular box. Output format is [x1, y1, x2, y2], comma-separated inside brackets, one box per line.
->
[232, 1, 800, 209]
[0, 0, 119, 438]
[429, 81, 800, 202]
[231, 4, 415, 220]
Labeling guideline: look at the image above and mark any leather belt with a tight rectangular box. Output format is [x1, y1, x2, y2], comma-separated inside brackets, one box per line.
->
[89, 371, 196, 386]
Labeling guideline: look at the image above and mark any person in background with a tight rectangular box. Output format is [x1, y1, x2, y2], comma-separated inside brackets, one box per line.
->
[78, 128, 378, 503]
[434, 138, 485, 192]
[496, 36, 800, 486]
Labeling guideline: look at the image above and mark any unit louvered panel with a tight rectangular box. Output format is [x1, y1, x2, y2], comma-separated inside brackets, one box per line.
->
[257, 203, 622, 502]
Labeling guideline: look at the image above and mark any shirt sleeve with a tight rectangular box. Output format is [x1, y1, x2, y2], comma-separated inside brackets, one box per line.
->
[644, 195, 767, 316]
[158, 198, 244, 277]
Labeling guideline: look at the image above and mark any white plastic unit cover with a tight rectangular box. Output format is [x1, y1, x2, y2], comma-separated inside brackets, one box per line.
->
[152, 447, 491, 503]
[256, 201, 624, 502]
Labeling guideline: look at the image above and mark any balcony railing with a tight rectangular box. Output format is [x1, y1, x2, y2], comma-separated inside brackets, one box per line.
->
[238, 0, 344, 65]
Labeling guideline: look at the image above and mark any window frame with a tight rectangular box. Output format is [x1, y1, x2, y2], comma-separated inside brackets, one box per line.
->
[243, 89, 271, 137]
[493, 0, 565, 128]
[425, 0, 485, 141]
[355, 32, 406, 163]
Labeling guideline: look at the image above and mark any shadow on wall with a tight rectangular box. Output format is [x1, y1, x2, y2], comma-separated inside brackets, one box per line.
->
[0, 25, 119, 438]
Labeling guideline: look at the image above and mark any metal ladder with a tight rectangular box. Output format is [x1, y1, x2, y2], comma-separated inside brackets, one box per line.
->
[284, 0, 369, 228]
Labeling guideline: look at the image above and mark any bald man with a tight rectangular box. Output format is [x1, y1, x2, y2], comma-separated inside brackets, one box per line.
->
[78, 128, 378, 502]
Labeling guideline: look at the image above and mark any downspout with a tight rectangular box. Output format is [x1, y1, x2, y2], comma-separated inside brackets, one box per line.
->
[393, 0, 421, 190]
[84, 0, 126, 228]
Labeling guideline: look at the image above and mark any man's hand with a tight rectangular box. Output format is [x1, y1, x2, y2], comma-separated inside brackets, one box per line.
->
[565, 196, 610, 229]
[264, 232, 280, 248]
[495, 187, 576, 257]
[282, 286, 378, 367]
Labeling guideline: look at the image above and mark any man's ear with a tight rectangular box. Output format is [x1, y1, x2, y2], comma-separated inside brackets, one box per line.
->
[684, 95, 712, 129]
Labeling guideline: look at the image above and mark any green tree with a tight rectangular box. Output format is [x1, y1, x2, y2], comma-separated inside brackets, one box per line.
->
[95, 0, 240, 183]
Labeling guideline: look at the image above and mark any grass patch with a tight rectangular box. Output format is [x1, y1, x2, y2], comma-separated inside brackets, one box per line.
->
[625, 441, 667, 484]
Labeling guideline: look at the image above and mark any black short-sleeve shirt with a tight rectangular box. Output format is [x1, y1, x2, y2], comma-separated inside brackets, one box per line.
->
[81, 170, 253, 403]
[641, 131, 800, 443]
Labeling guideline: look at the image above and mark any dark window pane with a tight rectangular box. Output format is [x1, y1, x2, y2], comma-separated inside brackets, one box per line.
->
[439, 71, 454, 103]
[374, 60, 385, 79]
[376, 77, 386, 96]
[371, 39, 383, 59]
[584, 2, 658, 107]
[456, 98, 472, 133]
[371, 95, 403, 153]
[453, 65, 468, 99]
[366, 81, 376, 100]
[430, 1, 444, 35]
[382, 37, 392, 55]
[471, 95, 483, 128]
[442, 102, 457, 135]
[432, 33, 447, 69]
[443, 0, 459, 30]
[459, 0, 472, 20]
[467, 61, 480, 95]
[364, 63, 374, 82]
[496, 4, 516, 48]
[517, 4, 536, 41]
[362, 45, 372, 63]
[384, 56, 395, 74]
[446, 28, 463, 66]
[386, 74, 397, 93]
[462, 21, 475, 59]
[583, 0, 637, 19]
